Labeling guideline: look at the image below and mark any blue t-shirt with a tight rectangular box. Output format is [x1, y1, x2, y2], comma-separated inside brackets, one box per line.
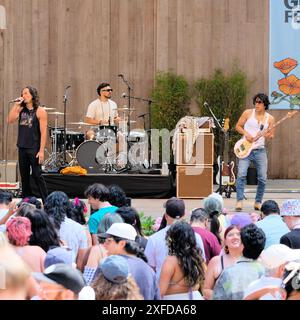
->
[256, 214, 289, 249]
[88, 206, 118, 234]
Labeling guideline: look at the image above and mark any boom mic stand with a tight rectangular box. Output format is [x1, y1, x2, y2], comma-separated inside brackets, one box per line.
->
[62, 85, 71, 165]
[122, 94, 154, 169]
[118, 75, 133, 170]
[204, 102, 238, 199]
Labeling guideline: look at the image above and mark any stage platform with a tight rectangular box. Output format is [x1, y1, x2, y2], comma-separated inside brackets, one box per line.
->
[31, 173, 175, 199]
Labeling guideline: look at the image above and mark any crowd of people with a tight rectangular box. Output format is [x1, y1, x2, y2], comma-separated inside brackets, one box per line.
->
[0, 185, 300, 300]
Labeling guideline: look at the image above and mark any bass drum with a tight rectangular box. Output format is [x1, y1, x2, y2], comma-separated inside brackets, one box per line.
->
[76, 140, 101, 172]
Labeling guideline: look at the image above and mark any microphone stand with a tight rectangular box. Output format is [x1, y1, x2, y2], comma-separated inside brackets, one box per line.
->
[122, 95, 154, 168]
[204, 103, 238, 199]
[119, 76, 133, 170]
[62, 86, 71, 165]
[204, 103, 225, 196]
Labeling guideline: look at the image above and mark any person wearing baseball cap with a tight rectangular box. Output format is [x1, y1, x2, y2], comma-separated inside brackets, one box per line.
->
[33, 263, 86, 300]
[97, 223, 160, 300]
[144, 197, 206, 284]
[244, 244, 300, 300]
[92, 255, 143, 300]
[280, 199, 300, 249]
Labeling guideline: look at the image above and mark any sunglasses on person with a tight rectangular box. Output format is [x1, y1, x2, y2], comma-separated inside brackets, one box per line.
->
[255, 100, 263, 104]
[102, 89, 113, 92]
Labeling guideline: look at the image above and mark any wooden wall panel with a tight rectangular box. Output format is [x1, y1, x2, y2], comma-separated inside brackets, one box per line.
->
[0, 0, 297, 178]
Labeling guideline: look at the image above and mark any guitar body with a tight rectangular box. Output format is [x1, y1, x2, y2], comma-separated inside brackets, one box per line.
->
[234, 110, 299, 159]
[234, 138, 257, 159]
[216, 156, 236, 186]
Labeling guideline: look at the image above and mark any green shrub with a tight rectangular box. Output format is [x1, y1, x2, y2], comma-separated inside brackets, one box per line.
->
[195, 65, 252, 160]
[139, 212, 156, 237]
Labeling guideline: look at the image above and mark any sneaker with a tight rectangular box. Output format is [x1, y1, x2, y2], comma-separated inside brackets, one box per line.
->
[254, 202, 261, 211]
[235, 201, 243, 211]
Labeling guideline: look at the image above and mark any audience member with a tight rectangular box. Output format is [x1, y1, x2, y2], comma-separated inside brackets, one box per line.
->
[6, 216, 46, 272]
[92, 255, 143, 300]
[213, 224, 266, 300]
[190, 208, 221, 263]
[84, 184, 118, 244]
[108, 185, 128, 208]
[97, 223, 160, 300]
[44, 191, 88, 267]
[244, 244, 300, 300]
[203, 225, 243, 299]
[116, 206, 148, 249]
[282, 261, 300, 300]
[145, 197, 206, 282]
[280, 199, 300, 249]
[230, 213, 252, 228]
[21, 209, 61, 252]
[159, 221, 205, 300]
[44, 246, 74, 268]
[0, 245, 31, 300]
[256, 200, 289, 249]
[33, 263, 86, 300]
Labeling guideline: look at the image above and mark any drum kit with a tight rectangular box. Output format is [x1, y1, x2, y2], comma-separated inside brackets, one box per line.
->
[42, 106, 148, 173]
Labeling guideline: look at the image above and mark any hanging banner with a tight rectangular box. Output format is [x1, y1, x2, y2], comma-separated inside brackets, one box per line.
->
[269, 0, 300, 109]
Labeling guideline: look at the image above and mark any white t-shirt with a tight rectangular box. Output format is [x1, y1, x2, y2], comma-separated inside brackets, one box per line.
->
[86, 99, 118, 124]
[59, 218, 88, 262]
[144, 225, 206, 281]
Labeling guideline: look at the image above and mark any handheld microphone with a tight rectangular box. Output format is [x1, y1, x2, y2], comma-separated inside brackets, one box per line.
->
[10, 98, 23, 103]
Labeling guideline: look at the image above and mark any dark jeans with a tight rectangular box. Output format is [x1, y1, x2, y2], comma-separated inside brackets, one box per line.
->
[18, 147, 48, 203]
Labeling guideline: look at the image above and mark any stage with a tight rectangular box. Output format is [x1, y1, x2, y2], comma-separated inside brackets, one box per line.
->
[31, 173, 175, 199]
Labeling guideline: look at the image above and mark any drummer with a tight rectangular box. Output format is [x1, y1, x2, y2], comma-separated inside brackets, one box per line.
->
[85, 82, 121, 127]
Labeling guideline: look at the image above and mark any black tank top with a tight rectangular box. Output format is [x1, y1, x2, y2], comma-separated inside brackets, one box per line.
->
[17, 107, 41, 149]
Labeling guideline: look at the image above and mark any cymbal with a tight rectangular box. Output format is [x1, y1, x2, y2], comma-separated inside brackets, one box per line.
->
[68, 121, 94, 126]
[43, 107, 56, 111]
[49, 112, 65, 115]
[117, 108, 136, 112]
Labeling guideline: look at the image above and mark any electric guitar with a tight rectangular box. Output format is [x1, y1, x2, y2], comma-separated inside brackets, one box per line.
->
[234, 110, 298, 159]
[216, 118, 236, 185]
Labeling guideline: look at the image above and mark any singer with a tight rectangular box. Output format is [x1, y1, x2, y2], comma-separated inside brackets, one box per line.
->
[85, 83, 120, 126]
[7, 86, 48, 203]
[235, 93, 275, 211]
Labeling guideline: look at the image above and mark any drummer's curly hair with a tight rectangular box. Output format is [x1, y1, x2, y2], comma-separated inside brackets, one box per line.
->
[97, 83, 111, 95]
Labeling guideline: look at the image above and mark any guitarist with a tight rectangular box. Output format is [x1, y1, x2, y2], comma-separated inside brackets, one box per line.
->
[235, 93, 275, 211]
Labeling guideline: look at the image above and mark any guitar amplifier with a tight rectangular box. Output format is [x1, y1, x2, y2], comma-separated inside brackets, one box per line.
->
[0, 161, 18, 183]
[176, 165, 213, 198]
[176, 133, 214, 166]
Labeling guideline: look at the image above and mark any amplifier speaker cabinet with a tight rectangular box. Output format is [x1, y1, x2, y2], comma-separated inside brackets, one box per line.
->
[0, 161, 18, 182]
[176, 133, 214, 166]
[176, 165, 213, 198]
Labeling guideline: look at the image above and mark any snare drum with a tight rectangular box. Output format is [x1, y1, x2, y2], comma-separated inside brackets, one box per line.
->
[96, 125, 117, 142]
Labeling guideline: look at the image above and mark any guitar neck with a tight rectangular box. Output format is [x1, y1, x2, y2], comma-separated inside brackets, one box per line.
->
[223, 133, 229, 163]
[254, 111, 298, 142]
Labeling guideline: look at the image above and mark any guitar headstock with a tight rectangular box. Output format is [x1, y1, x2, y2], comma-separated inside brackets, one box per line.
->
[223, 118, 230, 132]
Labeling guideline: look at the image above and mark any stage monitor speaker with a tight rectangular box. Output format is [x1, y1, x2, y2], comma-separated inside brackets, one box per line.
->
[176, 165, 213, 198]
[176, 133, 214, 166]
[0, 161, 18, 182]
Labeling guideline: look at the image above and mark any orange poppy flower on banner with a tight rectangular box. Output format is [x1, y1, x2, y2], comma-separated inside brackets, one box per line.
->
[278, 75, 300, 95]
[274, 58, 298, 75]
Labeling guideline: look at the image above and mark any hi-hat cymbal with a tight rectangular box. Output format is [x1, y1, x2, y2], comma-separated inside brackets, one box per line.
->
[49, 112, 65, 115]
[68, 121, 94, 126]
[43, 107, 56, 111]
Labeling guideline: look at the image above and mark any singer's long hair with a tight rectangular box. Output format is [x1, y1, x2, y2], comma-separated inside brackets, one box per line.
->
[21, 86, 40, 110]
